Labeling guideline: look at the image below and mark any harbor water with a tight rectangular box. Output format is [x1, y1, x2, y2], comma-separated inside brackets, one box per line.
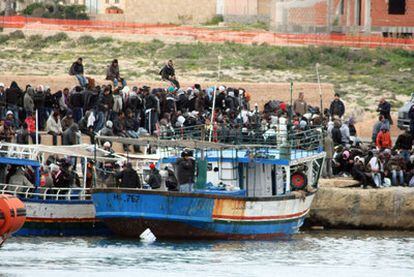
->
[1, 230, 413, 277]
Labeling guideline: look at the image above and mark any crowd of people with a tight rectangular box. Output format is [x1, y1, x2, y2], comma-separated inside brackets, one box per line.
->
[323, 96, 414, 188]
[0, 57, 413, 190]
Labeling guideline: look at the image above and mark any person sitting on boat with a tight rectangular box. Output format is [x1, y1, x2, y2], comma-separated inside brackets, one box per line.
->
[8, 166, 34, 191]
[145, 163, 162, 190]
[115, 162, 141, 189]
[175, 150, 195, 192]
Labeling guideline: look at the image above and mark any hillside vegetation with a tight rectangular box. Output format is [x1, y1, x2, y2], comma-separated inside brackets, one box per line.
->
[0, 31, 413, 110]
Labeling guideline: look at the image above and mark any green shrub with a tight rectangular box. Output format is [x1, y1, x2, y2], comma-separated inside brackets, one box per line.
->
[95, 36, 113, 44]
[22, 3, 44, 15]
[46, 32, 70, 43]
[26, 34, 47, 49]
[8, 30, 25, 40]
[22, 3, 89, 19]
[61, 5, 89, 20]
[78, 35, 95, 44]
[204, 15, 224, 25]
[0, 34, 9, 44]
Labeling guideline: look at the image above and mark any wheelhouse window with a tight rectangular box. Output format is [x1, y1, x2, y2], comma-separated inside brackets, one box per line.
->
[388, 0, 406, 15]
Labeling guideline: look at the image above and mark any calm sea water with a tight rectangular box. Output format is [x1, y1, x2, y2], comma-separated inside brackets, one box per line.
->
[1, 230, 413, 277]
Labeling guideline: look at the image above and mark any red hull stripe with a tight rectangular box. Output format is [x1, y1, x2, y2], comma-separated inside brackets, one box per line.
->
[212, 209, 309, 221]
[26, 217, 97, 223]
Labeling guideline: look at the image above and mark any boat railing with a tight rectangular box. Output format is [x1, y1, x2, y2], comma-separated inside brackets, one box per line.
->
[160, 124, 324, 158]
[0, 183, 91, 201]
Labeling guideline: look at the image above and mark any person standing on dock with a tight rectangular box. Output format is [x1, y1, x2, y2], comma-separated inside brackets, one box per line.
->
[377, 98, 393, 125]
[293, 92, 307, 116]
[329, 93, 345, 119]
[176, 150, 195, 192]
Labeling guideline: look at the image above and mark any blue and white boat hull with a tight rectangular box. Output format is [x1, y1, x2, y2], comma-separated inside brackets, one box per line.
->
[16, 199, 109, 236]
[92, 189, 315, 239]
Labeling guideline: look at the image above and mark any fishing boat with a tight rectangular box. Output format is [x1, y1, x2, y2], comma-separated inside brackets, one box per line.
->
[92, 126, 326, 239]
[0, 142, 126, 236]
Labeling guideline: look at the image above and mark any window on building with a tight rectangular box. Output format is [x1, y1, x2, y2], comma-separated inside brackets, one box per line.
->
[105, 0, 109, 4]
[388, 0, 406, 15]
[340, 0, 344, 15]
[114, 0, 120, 3]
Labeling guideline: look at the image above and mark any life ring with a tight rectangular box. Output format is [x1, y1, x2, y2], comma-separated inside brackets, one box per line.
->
[0, 195, 26, 237]
[291, 172, 308, 190]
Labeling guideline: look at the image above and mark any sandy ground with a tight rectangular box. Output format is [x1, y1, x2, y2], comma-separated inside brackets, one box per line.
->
[0, 74, 401, 138]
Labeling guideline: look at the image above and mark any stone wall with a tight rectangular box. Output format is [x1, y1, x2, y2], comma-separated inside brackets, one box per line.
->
[309, 187, 414, 230]
[223, 0, 271, 23]
[121, 0, 217, 25]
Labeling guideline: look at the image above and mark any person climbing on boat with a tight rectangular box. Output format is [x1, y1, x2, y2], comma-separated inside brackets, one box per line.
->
[115, 162, 141, 189]
[175, 149, 195, 192]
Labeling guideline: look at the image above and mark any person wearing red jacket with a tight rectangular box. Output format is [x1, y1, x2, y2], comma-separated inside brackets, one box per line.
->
[376, 125, 392, 150]
[24, 111, 40, 144]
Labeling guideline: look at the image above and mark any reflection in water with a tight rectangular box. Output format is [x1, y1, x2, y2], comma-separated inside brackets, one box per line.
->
[1, 230, 413, 276]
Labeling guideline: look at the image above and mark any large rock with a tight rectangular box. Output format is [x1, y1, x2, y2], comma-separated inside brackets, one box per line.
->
[309, 187, 414, 230]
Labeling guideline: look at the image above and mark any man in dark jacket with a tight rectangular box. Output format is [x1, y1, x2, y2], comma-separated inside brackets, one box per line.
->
[160, 60, 180, 88]
[409, 104, 414, 137]
[331, 120, 343, 146]
[62, 123, 79, 170]
[165, 165, 178, 191]
[175, 150, 195, 192]
[394, 128, 413, 162]
[144, 88, 159, 134]
[146, 163, 161, 189]
[69, 57, 88, 88]
[5, 81, 23, 122]
[377, 97, 393, 125]
[329, 93, 345, 118]
[116, 162, 141, 188]
[106, 59, 126, 87]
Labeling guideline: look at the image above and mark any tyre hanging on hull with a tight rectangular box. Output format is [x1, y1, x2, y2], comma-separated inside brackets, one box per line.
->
[291, 171, 307, 190]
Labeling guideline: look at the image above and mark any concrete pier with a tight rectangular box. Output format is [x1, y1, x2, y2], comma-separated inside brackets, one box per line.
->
[308, 179, 414, 230]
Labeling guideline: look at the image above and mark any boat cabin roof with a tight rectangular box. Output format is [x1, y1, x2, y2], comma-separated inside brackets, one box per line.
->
[162, 148, 324, 166]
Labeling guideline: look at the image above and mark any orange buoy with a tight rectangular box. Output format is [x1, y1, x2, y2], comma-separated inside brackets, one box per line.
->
[0, 195, 26, 239]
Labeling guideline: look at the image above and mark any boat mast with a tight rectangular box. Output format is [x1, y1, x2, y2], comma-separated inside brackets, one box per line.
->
[209, 86, 217, 142]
